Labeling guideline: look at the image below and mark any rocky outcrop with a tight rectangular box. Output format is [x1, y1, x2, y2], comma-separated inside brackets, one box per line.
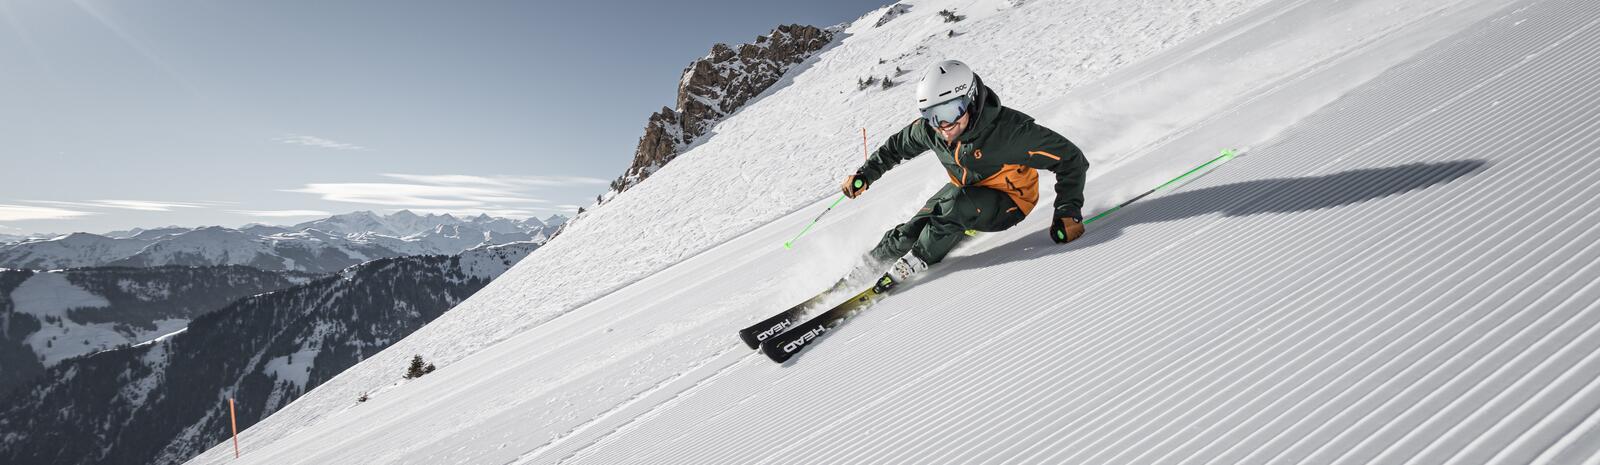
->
[875, 4, 913, 27]
[608, 24, 834, 197]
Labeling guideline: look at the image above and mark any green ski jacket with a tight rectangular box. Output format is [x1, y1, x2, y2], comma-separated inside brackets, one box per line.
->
[855, 81, 1090, 219]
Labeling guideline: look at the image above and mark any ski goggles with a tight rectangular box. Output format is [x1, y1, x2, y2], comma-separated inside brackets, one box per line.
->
[920, 96, 972, 127]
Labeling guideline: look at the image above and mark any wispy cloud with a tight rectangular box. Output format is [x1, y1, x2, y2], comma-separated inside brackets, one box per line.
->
[286, 183, 548, 207]
[382, 174, 608, 188]
[31, 200, 215, 211]
[0, 204, 95, 221]
[227, 209, 332, 218]
[286, 173, 601, 218]
[277, 134, 369, 151]
[399, 207, 544, 218]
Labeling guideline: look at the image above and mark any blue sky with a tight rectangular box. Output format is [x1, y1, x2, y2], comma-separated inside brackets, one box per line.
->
[0, 0, 887, 235]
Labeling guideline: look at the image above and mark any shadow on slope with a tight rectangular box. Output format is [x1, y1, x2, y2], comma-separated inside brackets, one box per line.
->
[956, 159, 1490, 273]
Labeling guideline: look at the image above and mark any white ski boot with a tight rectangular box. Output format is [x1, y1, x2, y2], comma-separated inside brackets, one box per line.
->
[886, 252, 928, 285]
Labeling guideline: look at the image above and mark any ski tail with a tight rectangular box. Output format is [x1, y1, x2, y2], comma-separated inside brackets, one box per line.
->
[739, 307, 806, 349]
[737, 277, 858, 349]
[760, 276, 894, 363]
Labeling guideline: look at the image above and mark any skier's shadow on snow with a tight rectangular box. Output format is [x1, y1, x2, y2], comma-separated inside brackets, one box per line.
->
[966, 159, 1491, 270]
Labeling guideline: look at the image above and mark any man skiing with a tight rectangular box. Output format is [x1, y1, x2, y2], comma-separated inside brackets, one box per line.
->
[842, 59, 1090, 283]
[741, 60, 1094, 360]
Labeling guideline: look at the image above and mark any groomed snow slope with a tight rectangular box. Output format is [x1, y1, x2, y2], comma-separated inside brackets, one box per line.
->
[190, 0, 1600, 463]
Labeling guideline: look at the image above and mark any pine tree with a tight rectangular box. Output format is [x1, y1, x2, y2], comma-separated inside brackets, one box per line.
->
[405, 355, 427, 379]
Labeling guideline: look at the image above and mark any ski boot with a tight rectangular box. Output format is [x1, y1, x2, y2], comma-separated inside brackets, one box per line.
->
[876, 252, 928, 292]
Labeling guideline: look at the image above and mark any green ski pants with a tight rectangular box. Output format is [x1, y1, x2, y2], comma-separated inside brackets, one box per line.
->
[868, 184, 1026, 265]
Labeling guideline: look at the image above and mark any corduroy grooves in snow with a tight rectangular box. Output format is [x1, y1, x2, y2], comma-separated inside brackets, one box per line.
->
[188, 0, 1600, 463]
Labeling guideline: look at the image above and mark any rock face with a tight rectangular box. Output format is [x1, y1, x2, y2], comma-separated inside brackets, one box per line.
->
[608, 24, 834, 196]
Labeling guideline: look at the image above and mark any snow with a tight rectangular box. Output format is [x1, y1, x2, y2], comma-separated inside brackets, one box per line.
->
[139, 326, 189, 346]
[120, 341, 171, 408]
[11, 272, 194, 366]
[874, 4, 914, 28]
[263, 349, 321, 389]
[11, 272, 119, 365]
[456, 242, 540, 281]
[10, 271, 109, 318]
[185, 0, 1600, 464]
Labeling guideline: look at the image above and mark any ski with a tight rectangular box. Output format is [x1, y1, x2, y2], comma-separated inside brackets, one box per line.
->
[748, 151, 1239, 359]
[737, 278, 859, 349]
[759, 274, 899, 363]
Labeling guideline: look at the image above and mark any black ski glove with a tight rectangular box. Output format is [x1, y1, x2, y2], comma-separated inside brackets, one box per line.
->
[1050, 210, 1084, 244]
[841, 174, 871, 198]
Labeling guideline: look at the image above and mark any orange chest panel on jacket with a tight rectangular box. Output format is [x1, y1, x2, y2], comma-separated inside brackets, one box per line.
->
[975, 164, 1039, 215]
[943, 143, 1041, 215]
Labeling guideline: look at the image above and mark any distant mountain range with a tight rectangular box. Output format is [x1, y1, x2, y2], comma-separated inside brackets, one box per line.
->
[0, 241, 538, 465]
[0, 211, 567, 273]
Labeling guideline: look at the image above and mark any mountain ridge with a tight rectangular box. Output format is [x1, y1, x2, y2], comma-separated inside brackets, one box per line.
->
[0, 211, 565, 273]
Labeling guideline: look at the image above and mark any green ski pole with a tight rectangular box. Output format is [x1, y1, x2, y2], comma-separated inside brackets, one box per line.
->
[1083, 148, 1237, 226]
[784, 193, 847, 249]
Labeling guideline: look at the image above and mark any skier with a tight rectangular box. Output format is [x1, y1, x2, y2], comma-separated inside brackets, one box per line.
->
[842, 59, 1090, 283]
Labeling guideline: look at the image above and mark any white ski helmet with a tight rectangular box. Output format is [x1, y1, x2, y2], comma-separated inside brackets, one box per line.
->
[916, 60, 978, 126]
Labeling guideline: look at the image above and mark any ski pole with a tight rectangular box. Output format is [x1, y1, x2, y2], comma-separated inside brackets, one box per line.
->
[784, 193, 846, 249]
[784, 128, 869, 249]
[1084, 148, 1236, 225]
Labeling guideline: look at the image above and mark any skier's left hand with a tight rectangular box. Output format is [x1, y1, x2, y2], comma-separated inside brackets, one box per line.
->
[1050, 215, 1084, 244]
[840, 174, 870, 198]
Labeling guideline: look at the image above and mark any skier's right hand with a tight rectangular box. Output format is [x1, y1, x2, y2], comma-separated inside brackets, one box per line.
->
[1050, 215, 1084, 244]
[841, 174, 870, 198]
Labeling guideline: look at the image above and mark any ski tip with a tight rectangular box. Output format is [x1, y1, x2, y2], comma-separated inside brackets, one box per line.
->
[783, 242, 793, 249]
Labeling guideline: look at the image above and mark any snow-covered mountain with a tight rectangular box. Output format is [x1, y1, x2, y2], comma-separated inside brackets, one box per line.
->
[0, 211, 554, 272]
[102, 226, 192, 241]
[0, 242, 538, 465]
[534, 214, 567, 229]
[0, 232, 153, 269]
[0, 266, 316, 394]
[131, 0, 1600, 463]
[0, 232, 54, 244]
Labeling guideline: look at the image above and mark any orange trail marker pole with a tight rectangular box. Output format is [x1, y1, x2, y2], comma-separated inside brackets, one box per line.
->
[229, 398, 240, 458]
[861, 128, 868, 159]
